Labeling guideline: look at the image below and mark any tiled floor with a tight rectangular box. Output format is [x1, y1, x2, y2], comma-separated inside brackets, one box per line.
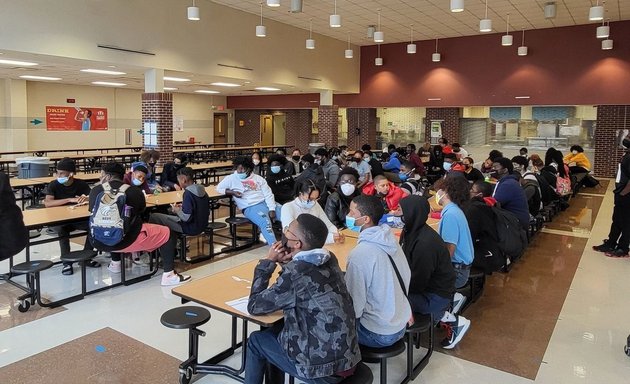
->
[1, 181, 630, 383]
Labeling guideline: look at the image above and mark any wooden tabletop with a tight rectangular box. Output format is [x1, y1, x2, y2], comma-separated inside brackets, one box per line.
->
[10, 178, 47, 188]
[31, 173, 102, 184]
[144, 185, 225, 206]
[21, 204, 90, 228]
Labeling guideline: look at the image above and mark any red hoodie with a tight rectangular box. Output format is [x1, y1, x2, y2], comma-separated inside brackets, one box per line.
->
[483, 196, 497, 207]
[362, 181, 405, 211]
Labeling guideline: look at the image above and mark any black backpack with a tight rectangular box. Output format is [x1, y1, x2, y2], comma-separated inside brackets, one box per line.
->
[491, 205, 528, 262]
[534, 172, 555, 205]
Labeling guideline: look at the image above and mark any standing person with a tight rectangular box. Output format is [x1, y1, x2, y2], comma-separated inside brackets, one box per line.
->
[216, 156, 277, 246]
[325, 167, 361, 228]
[344, 195, 411, 347]
[349, 150, 371, 188]
[44, 157, 98, 275]
[245, 215, 361, 384]
[314, 148, 340, 191]
[0, 172, 28, 262]
[288, 148, 303, 176]
[160, 154, 187, 191]
[433, 175, 474, 348]
[593, 138, 630, 257]
[406, 143, 426, 176]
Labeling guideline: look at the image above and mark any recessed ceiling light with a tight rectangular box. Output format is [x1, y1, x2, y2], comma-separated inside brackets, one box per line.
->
[210, 82, 241, 87]
[255, 87, 281, 91]
[164, 87, 178, 91]
[194, 90, 220, 94]
[92, 81, 126, 87]
[0, 59, 38, 66]
[164, 76, 190, 82]
[19, 75, 61, 81]
[81, 68, 127, 75]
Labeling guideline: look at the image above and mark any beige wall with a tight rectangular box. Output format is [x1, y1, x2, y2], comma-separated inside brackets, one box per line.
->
[0, 79, 28, 151]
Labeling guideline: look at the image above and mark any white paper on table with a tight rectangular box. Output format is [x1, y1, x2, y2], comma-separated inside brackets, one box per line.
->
[226, 296, 251, 316]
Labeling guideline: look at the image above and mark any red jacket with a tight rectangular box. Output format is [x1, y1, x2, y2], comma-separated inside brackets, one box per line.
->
[408, 152, 426, 176]
[362, 181, 405, 211]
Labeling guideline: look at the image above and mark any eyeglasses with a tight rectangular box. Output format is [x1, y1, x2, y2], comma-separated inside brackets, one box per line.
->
[284, 229, 301, 244]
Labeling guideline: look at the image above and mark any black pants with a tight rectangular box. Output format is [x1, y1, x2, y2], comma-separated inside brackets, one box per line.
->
[607, 193, 630, 252]
[50, 221, 92, 266]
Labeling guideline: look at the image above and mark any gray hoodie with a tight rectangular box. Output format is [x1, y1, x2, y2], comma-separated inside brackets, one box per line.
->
[345, 224, 412, 335]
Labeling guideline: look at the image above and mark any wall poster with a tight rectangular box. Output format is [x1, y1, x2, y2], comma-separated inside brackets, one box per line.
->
[46, 106, 108, 131]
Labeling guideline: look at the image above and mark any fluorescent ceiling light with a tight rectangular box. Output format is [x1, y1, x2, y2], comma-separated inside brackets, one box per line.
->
[194, 90, 220, 94]
[163, 87, 178, 91]
[450, 0, 464, 13]
[267, 0, 280, 7]
[515, 96, 530, 99]
[81, 68, 126, 75]
[210, 82, 241, 87]
[0, 59, 38, 66]
[92, 81, 126, 86]
[164, 76, 190, 82]
[19, 75, 61, 81]
[255, 87, 281, 91]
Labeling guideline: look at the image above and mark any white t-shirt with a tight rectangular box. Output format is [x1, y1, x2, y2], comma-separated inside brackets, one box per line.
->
[216, 172, 276, 211]
[281, 197, 338, 244]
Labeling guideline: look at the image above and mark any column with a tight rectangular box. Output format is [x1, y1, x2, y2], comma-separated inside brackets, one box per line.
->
[317, 90, 338, 147]
[346, 108, 377, 151]
[0, 79, 28, 151]
[142, 69, 172, 165]
[594, 105, 629, 178]
[425, 108, 461, 145]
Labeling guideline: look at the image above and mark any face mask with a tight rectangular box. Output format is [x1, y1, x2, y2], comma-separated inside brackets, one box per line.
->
[132, 178, 142, 186]
[443, 162, 452, 171]
[490, 170, 500, 179]
[149, 162, 156, 167]
[463, 164, 471, 170]
[572, 150, 578, 155]
[270, 166, 281, 174]
[297, 199, 315, 210]
[513, 164, 523, 174]
[332, 155, 338, 160]
[345, 215, 363, 232]
[314, 159, 321, 165]
[237, 172, 248, 180]
[399, 173, 408, 182]
[353, 158, 362, 163]
[292, 155, 301, 161]
[363, 157, 370, 162]
[173, 163, 183, 170]
[340, 183, 356, 196]
[57, 176, 69, 184]
[253, 159, 260, 165]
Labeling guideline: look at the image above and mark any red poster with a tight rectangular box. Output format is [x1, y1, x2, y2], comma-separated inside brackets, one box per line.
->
[46, 106, 108, 131]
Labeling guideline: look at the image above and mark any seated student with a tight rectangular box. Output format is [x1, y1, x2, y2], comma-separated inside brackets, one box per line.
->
[160, 154, 187, 191]
[217, 156, 277, 245]
[282, 180, 343, 244]
[139, 149, 162, 192]
[345, 195, 411, 348]
[246, 215, 361, 384]
[44, 157, 98, 275]
[148, 166, 210, 259]
[123, 162, 152, 195]
[564, 145, 590, 174]
[443, 153, 465, 175]
[428, 145, 445, 179]
[406, 143, 426, 176]
[480, 149, 504, 175]
[399, 195, 459, 340]
[399, 161, 428, 197]
[362, 175, 405, 213]
[251, 152, 263, 176]
[438, 137, 453, 154]
[382, 145, 402, 174]
[363, 150, 384, 179]
[265, 154, 295, 214]
[349, 150, 371, 188]
[89, 162, 190, 286]
[295, 154, 329, 206]
[518, 147, 529, 161]
[451, 143, 468, 160]
[0, 172, 29, 263]
[276, 148, 296, 175]
[512, 156, 543, 216]
[462, 157, 484, 183]
[492, 157, 531, 229]
[325, 167, 361, 228]
[465, 181, 504, 274]
[288, 148, 303, 176]
[315, 148, 340, 191]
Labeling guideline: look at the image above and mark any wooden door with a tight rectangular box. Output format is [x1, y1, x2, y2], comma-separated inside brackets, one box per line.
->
[260, 115, 273, 146]
[214, 114, 227, 144]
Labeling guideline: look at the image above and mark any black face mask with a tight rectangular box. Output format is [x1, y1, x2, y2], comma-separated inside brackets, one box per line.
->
[353, 158, 361, 163]
[149, 162, 156, 167]
[292, 156, 301, 161]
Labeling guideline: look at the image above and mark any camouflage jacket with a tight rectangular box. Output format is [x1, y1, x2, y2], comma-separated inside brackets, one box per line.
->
[248, 250, 361, 379]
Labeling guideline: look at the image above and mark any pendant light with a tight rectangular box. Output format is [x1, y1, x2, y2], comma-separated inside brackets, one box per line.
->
[290, 0, 303, 13]
[187, 0, 200, 21]
[407, 25, 416, 54]
[544, 2, 556, 19]
[330, 0, 341, 28]
[602, 38, 613, 50]
[589, 0, 604, 21]
[267, 0, 280, 7]
[502, 14, 513, 46]
[374, 9, 384, 43]
[432, 38, 441, 62]
[518, 29, 528, 56]
[306, 18, 315, 49]
[480, 0, 492, 32]
[256, 2, 266, 37]
[450, 0, 464, 13]
[367, 25, 376, 38]
[596, 19, 610, 39]
[345, 34, 353, 58]
[375, 44, 383, 66]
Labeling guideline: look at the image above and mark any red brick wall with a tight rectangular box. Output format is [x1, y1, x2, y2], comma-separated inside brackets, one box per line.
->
[594, 105, 630, 178]
[425, 108, 461, 145]
[346, 108, 377, 150]
[285, 109, 312, 153]
[142, 93, 173, 165]
[235, 109, 312, 149]
[317, 106, 339, 148]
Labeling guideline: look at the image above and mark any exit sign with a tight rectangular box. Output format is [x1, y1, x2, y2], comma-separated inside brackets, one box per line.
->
[67, 98, 76, 103]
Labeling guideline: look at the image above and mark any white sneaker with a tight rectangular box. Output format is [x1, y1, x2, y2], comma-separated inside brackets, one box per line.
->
[161, 272, 192, 286]
[108, 260, 121, 274]
[452, 292, 467, 315]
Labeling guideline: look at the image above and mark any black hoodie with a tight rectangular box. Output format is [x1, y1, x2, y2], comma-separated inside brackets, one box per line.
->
[399, 195, 455, 299]
[0, 172, 28, 261]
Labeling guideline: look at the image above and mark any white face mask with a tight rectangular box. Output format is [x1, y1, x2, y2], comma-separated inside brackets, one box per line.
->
[572, 150, 578, 155]
[340, 183, 356, 196]
[253, 159, 260, 165]
[297, 198, 316, 210]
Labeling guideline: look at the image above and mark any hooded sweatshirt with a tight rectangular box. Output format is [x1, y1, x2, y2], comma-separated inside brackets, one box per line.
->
[400, 196, 455, 299]
[345, 224, 412, 335]
[177, 183, 210, 235]
[382, 152, 401, 173]
[0, 172, 28, 261]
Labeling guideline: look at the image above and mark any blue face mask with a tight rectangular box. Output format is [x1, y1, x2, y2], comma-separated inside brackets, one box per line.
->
[132, 178, 142, 186]
[399, 173, 408, 182]
[345, 215, 363, 232]
[237, 172, 248, 180]
[270, 166, 281, 174]
[57, 176, 69, 184]
[297, 199, 316, 210]
[443, 162, 452, 172]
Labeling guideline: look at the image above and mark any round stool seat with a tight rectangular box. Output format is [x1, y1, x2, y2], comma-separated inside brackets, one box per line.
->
[340, 362, 373, 384]
[359, 339, 406, 362]
[161, 306, 211, 329]
[225, 217, 252, 226]
[61, 250, 97, 263]
[407, 313, 432, 334]
[11, 260, 54, 274]
[206, 222, 228, 231]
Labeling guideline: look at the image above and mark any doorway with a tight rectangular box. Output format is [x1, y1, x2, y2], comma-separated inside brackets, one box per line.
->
[214, 113, 228, 145]
[273, 113, 286, 146]
[260, 114, 273, 146]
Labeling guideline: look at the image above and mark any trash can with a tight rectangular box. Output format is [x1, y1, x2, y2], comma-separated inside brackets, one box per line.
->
[16, 157, 50, 179]
[308, 143, 326, 155]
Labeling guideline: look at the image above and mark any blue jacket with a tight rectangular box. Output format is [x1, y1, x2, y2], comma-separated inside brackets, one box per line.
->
[176, 184, 210, 235]
[493, 175, 530, 229]
[382, 152, 401, 173]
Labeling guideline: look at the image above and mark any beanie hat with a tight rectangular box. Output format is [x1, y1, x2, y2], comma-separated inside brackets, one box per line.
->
[57, 157, 76, 173]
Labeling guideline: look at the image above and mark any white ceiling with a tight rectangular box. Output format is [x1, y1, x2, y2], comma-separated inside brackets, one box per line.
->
[211, 0, 629, 45]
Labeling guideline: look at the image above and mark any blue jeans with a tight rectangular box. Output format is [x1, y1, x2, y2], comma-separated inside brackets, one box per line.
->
[357, 322, 405, 348]
[409, 292, 451, 324]
[243, 202, 277, 246]
[245, 329, 343, 384]
[453, 264, 470, 289]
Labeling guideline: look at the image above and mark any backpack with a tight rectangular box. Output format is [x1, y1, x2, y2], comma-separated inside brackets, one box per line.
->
[556, 164, 572, 197]
[491, 206, 528, 262]
[534, 172, 555, 204]
[90, 182, 130, 247]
